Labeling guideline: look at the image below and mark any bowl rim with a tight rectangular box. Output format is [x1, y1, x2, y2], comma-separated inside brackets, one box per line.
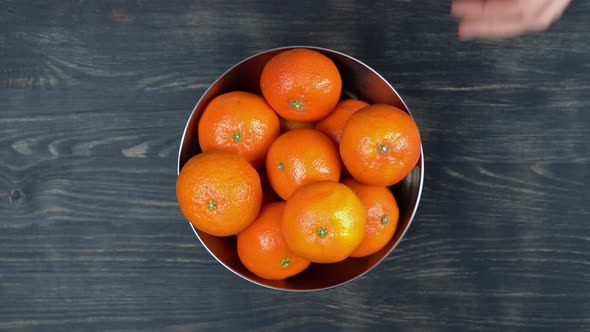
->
[177, 45, 425, 292]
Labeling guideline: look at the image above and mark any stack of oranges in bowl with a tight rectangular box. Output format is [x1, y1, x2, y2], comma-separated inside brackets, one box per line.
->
[176, 47, 423, 291]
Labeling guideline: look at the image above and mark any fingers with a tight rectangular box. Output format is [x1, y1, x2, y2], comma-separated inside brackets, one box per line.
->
[452, 0, 571, 40]
[451, 0, 523, 18]
[534, 0, 571, 31]
[458, 16, 536, 39]
[457, 0, 549, 39]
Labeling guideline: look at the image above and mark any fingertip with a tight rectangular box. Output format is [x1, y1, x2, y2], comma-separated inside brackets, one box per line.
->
[451, 0, 482, 18]
[450, 1, 463, 17]
[458, 23, 477, 40]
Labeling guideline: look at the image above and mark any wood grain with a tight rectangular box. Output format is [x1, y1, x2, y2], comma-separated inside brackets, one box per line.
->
[1, 0, 590, 331]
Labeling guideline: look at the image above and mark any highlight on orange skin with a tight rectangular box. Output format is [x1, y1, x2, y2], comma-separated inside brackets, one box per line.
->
[282, 181, 366, 263]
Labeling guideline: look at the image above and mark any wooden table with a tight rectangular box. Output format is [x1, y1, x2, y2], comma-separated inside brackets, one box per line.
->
[1, 1, 589, 331]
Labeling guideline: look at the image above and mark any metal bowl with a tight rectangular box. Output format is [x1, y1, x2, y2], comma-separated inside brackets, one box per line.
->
[177, 46, 424, 291]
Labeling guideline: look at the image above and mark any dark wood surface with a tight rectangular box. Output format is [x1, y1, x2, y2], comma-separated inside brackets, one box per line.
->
[1, 1, 589, 331]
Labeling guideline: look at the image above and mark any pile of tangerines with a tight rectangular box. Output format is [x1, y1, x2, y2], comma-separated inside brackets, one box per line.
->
[177, 48, 421, 281]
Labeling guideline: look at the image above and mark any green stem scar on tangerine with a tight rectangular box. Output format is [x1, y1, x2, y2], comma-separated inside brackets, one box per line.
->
[207, 200, 217, 210]
[277, 162, 284, 171]
[289, 99, 305, 112]
[317, 227, 328, 238]
[280, 257, 290, 267]
[378, 143, 389, 155]
[232, 132, 242, 142]
[381, 214, 389, 225]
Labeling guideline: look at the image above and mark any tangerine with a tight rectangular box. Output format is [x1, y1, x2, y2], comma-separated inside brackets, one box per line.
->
[340, 104, 421, 186]
[198, 91, 280, 168]
[238, 202, 311, 280]
[266, 128, 341, 200]
[282, 181, 366, 263]
[260, 48, 342, 122]
[341, 177, 399, 257]
[315, 99, 369, 144]
[176, 151, 262, 236]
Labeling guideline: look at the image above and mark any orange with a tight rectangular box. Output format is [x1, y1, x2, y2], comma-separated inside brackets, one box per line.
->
[260, 48, 342, 122]
[266, 128, 341, 200]
[198, 91, 280, 168]
[279, 118, 315, 133]
[315, 99, 369, 144]
[282, 181, 366, 263]
[341, 178, 399, 257]
[176, 151, 262, 237]
[237, 202, 311, 280]
[340, 104, 421, 186]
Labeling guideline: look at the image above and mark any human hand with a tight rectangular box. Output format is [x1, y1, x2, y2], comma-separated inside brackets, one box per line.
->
[451, 0, 571, 40]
